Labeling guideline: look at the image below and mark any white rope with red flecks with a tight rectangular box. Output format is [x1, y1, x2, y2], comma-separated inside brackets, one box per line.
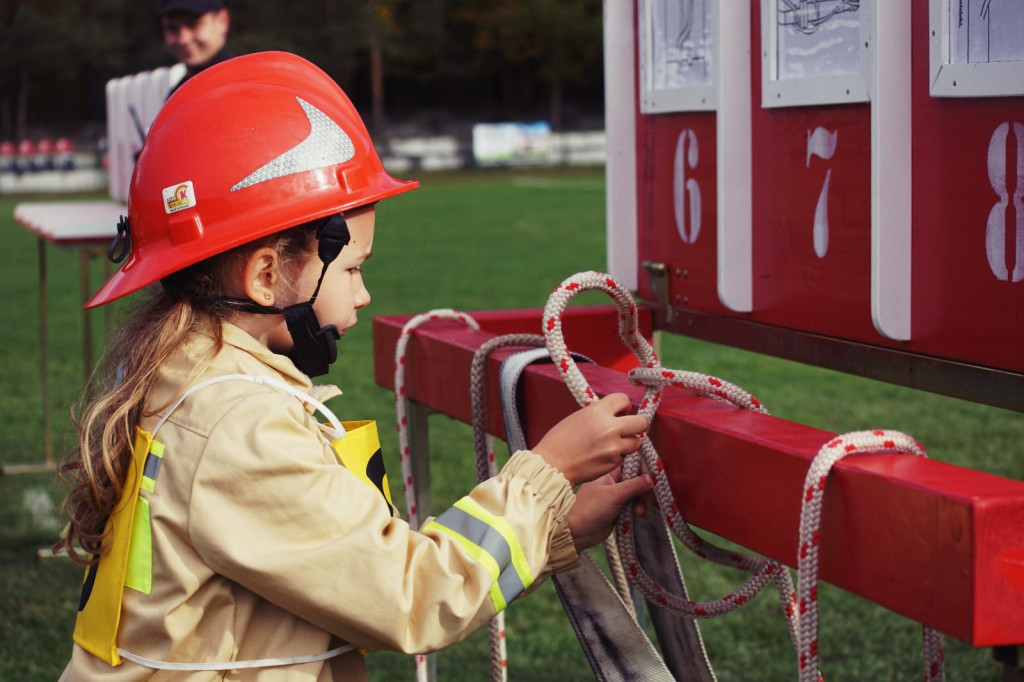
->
[468, 332, 548, 682]
[543, 271, 800, 628]
[394, 309, 507, 682]
[391, 277, 947, 681]
[542, 270, 945, 681]
[797, 430, 945, 682]
[466, 333, 637, 618]
[395, 309, 480, 530]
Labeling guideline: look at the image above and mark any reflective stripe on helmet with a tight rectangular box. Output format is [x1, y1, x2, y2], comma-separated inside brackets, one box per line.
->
[230, 98, 356, 192]
[423, 497, 534, 613]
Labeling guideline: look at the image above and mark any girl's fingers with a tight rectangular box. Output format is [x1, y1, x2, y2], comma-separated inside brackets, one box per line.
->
[612, 473, 653, 502]
[618, 414, 649, 437]
[618, 435, 642, 455]
[598, 392, 632, 414]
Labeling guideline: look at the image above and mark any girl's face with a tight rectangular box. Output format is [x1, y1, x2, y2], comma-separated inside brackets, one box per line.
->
[310, 205, 376, 333]
[266, 205, 376, 353]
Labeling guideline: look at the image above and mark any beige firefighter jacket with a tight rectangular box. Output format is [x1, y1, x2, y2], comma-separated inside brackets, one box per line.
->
[61, 322, 580, 681]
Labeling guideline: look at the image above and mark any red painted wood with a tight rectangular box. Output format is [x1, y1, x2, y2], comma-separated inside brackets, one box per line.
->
[372, 305, 653, 436]
[374, 308, 1024, 646]
[749, 103, 873, 340]
[746, 5, 875, 342]
[635, 113, 726, 315]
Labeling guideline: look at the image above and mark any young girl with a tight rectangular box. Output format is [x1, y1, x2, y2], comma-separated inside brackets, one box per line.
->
[56, 51, 651, 680]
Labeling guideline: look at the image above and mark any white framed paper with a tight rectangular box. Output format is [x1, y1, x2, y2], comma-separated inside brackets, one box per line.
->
[930, 0, 1024, 97]
[761, 0, 871, 108]
[639, 0, 717, 112]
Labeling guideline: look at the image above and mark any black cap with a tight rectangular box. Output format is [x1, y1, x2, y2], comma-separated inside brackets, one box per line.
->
[157, 0, 224, 17]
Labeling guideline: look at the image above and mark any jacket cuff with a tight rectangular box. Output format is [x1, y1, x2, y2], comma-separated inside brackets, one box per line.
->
[502, 450, 579, 573]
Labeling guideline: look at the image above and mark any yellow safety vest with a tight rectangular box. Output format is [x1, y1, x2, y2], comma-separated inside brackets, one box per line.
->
[73, 374, 390, 669]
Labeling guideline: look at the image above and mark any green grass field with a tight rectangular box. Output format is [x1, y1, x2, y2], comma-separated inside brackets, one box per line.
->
[1, 168, 1020, 680]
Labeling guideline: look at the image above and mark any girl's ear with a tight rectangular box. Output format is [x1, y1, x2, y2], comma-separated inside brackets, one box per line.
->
[242, 247, 281, 306]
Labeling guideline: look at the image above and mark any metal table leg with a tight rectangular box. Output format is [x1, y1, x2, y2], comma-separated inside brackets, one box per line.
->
[406, 399, 437, 682]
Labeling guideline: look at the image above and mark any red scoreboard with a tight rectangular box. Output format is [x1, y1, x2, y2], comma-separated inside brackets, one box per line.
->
[605, 0, 1024, 410]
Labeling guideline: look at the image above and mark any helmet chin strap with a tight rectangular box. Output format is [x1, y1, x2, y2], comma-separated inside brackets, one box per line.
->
[282, 302, 340, 378]
[281, 213, 351, 377]
[197, 213, 352, 378]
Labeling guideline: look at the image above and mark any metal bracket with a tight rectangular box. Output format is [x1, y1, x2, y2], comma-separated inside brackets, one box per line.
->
[993, 645, 1024, 681]
[641, 260, 673, 326]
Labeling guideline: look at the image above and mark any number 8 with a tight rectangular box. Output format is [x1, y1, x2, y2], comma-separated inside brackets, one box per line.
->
[986, 122, 1024, 283]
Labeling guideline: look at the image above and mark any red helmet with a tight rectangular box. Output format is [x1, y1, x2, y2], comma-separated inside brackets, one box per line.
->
[87, 51, 417, 308]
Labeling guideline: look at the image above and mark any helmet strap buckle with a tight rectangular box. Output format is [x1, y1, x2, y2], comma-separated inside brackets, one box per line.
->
[282, 301, 340, 378]
[316, 213, 350, 266]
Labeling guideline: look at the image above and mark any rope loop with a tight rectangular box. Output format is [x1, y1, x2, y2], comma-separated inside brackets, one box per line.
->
[796, 429, 944, 682]
[395, 309, 480, 527]
[542, 271, 797, 623]
[628, 367, 768, 414]
[543, 271, 659, 409]
[540, 271, 944, 681]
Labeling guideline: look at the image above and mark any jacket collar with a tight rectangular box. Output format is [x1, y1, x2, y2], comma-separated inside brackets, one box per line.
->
[219, 322, 308, 383]
[218, 322, 343, 405]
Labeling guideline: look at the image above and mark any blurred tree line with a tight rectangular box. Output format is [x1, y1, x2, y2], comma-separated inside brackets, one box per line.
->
[0, 0, 606, 142]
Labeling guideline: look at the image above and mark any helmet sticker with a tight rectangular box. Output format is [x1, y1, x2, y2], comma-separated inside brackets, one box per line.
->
[230, 97, 356, 192]
[162, 181, 196, 214]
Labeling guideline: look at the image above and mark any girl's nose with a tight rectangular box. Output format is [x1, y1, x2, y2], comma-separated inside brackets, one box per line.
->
[353, 279, 371, 309]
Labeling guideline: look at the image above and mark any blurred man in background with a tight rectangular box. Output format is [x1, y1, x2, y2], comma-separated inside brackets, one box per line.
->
[158, 0, 233, 93]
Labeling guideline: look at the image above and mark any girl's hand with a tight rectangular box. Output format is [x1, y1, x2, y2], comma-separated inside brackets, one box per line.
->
[567, 467, 654, 551]
[533, 393, 648, 487]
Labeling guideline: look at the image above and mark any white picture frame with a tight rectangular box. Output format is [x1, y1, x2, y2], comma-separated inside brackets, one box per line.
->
[929, 0, 1024, 97]
[638, 0, 718, 113]
[760, 0, 872, 108]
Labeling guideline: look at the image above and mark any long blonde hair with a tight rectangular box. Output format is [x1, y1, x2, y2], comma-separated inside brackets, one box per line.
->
[55, 221, 318, 564]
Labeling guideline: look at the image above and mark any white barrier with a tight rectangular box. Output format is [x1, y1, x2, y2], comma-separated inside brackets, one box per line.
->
[105, 63, 186, 202]
[382, 130, 607, 172]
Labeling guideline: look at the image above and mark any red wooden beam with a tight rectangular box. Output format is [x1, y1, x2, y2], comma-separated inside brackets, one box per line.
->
[373, 306, 1024, 647]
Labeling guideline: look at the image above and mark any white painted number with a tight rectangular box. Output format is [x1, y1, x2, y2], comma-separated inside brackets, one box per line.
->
[806, 127, 838, 258]
[986, 121, 1024, 282]
[673, 129, 701, 244]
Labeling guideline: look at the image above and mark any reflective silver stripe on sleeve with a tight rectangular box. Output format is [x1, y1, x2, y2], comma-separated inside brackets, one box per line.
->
[426, 501, 531, 611]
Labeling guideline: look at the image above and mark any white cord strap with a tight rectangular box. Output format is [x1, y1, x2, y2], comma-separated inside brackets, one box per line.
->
[151, 373, 345, 437]
[117, 643, 356, 671]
